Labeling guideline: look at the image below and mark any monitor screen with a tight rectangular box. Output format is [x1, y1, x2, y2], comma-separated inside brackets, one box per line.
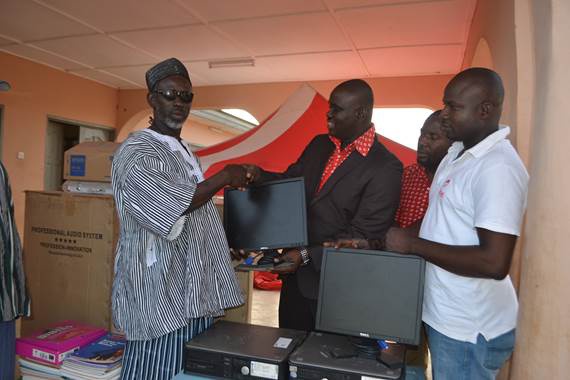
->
[224, 177, 308, 251]
[316, 248, 425, 346]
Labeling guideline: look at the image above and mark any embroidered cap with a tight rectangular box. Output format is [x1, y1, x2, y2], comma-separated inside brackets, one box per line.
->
[145, 58, 190, 90]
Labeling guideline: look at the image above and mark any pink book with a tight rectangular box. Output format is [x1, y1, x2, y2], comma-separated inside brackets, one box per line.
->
[16, 320, 107, 366]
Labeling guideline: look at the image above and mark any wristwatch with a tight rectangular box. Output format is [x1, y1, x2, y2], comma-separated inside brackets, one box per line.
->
[299, 247, 311, 266]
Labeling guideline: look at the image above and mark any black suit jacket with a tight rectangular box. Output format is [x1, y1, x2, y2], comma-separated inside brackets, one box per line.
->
[260, 133, 403, 299]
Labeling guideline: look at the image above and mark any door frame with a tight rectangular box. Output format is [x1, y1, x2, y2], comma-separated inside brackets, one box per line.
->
[47, 115, 115, 139]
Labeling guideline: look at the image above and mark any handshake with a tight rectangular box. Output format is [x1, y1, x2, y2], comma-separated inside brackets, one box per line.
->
[221, 164, 262, 189]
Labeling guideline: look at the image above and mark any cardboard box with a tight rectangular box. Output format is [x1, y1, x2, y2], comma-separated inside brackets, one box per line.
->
[22, 191, 118, 336]
[63, 142, 120, 182]
[22, 191, 252, 336]
[16, 320, 107, 366]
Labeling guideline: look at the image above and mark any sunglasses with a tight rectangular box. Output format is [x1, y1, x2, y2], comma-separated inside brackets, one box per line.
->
[154, 89, 194, 103]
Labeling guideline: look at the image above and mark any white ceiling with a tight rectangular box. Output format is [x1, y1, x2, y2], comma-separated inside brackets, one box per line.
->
[0, 0, 477, 88]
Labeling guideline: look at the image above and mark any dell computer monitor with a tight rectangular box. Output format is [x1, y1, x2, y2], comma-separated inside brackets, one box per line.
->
[224, 177, 308, 251]
[316, 248, 425, 346]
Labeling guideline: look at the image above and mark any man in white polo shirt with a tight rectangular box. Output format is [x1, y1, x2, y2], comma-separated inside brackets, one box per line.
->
[385, 67, 529, 379]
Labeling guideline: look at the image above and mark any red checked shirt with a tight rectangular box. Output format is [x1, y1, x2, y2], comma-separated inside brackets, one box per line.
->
[317, 126, 376, 193]
[394, 163, 432, 228]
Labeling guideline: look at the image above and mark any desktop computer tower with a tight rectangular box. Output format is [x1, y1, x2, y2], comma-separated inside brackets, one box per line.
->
[288, 332, 405, 380]
[184, 321, 306, 379]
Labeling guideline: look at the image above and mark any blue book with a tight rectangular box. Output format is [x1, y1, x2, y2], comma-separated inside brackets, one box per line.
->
[66, 333, 126, 366]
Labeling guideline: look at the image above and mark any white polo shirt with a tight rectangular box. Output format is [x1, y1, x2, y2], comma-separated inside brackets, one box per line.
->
[419, 126, 529, 343]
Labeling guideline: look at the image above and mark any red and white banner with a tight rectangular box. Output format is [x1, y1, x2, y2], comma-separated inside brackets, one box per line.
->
[196, 84, 416, 178]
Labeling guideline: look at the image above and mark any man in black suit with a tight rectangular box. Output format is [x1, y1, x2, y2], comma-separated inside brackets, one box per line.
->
[256, 79, 403, 331]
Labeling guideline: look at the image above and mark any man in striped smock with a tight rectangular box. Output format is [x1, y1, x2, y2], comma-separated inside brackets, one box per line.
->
[112, 58, 256, 380]
[0, 161, 30, 380]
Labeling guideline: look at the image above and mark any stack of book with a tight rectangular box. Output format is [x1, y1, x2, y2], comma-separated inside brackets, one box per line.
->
[19, 357, 61, 379]
[61, 333, 126, 380]
[16, 320, 107, 380]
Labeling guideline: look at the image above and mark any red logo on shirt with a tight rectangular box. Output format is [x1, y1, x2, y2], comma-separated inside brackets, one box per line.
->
[439, 179, 451, 199]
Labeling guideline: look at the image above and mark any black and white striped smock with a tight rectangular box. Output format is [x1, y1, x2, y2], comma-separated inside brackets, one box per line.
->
[111, 129, 244, 341]
[0, 161, 30, 322]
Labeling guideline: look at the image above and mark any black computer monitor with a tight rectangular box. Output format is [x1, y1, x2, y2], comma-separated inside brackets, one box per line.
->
[316, 248, 425, 346]
[223, 177, 308, 251]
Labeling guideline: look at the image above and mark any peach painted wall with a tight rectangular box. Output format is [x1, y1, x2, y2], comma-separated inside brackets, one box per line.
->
[514, 0, 536, 168]
[511, 1, 570, 378]
[0, 52, 118, 232]
[461, 0, 518, 140]
[116, 75, 453, 139]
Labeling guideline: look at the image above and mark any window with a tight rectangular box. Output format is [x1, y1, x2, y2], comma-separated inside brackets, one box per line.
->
[189, 108, 258, 135]
[371, 108, 434, 150]
[221, 109, 259, 126]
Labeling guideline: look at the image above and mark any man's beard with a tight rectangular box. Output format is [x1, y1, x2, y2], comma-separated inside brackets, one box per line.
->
[164, 117, 184, 130]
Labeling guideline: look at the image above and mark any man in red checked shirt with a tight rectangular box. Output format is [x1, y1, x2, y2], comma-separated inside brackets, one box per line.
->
[251, 79, 403, 331]
[327, 110, 451, 371]
[396, 110, 451, 373]
[395, 110, 451, 231]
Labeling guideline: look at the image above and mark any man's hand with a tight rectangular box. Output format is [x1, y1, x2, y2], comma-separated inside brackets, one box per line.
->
[222, 164, 249, 188]
[229, 248, 250, 261]
[188, 164, 260, 211]
[323, 238, 370, 249]
[271, 249, 302, 274]
[385, 227, 415, 254]
[241, 164, 261, 185]
[222, 164, 262, 189]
